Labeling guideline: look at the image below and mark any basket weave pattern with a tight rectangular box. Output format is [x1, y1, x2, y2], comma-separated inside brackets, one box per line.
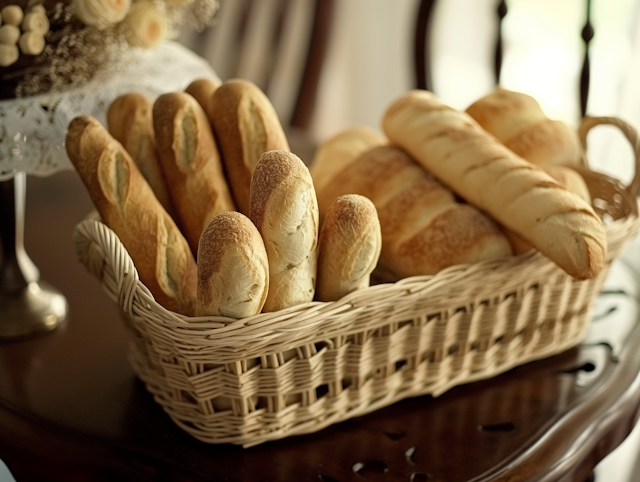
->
[74, 117, 640, 446]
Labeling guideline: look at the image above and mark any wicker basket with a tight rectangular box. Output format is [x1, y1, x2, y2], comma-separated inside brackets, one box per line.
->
[74, 116, 640, 447]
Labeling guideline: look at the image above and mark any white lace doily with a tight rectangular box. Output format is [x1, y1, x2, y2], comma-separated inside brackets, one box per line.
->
[0, 41, 218, 181]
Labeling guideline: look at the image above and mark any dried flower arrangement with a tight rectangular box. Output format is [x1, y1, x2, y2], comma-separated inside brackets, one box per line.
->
[0, 0, 219, 98]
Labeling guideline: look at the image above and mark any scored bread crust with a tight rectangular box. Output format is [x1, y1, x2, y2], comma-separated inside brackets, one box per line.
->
[250, 150, 319, 312]
[310, 126, 386, 198]
[185, 77, 220, 121]
[316, 144, 512, 279]
[153, 92, 235, 256]
[197, 211, 269, 318]
[382, 90, 606, 280]
[316, 194, 381, 302]
[107, 92, 175, 218]
[466, 87, 581, 168]
[66, 115, 197, 315]
[210, 79, 290, 215]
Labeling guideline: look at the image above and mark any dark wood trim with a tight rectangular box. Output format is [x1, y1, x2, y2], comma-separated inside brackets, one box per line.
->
[290, 0, 335, 129]
[494, 0, 508, 85]
[580, 0, 594, 117]
[413, 0, 437, 90]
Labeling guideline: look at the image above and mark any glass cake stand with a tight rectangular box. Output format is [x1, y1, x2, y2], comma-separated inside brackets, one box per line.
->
[0, 41, 217, 339]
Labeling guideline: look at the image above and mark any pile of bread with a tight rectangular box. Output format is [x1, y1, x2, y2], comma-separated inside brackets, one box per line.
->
[66, 80, 606, 319]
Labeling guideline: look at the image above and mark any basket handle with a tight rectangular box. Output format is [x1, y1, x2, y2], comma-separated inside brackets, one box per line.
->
[578, 116, 640, 198]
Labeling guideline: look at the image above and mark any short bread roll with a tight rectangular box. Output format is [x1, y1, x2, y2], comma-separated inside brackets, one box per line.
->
[250, 150, 319, 312]
[382, 90, 606, 280]
[107, 92, 175, 217]
[153, 92, 235, 256]
[310, 126, 386, 197]
[316, 144, 512, 280]
[316, 194, 381, 302]
[466, 87, 581, 168]
[185, 77, 220, 120]
[66, 115, 197, 315]
[197, 211, 269, 318]
[210, 79, 290, 215]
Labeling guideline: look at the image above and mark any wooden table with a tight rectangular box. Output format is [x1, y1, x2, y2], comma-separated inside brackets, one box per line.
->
[1, 171, 640, 482]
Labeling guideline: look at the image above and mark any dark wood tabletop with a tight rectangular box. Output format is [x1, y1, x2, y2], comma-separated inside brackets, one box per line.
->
[2, 171, 640, 482]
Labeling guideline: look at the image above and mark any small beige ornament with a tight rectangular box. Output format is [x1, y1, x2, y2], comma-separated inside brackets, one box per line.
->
[0, 43, 19, 66]
[0, 24, 20, 45]
[72, 0, 131, 30]
[28, 4, 47, 15]
[18, 31, 45, 55]
[1, 6, 24, 26]
[22, 12, 50, 34]
[125, 0, 166, 48]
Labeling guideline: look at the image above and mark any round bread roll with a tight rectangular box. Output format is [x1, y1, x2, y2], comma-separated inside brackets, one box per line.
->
[250, 150, 319, 312]
[316, 194, 381, 302]
[197, 211, 269, 318]
[466, 87, 581, 168]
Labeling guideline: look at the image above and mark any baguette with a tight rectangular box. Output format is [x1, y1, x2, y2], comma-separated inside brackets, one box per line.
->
[382, 90, 606, 280]
[316, 194, 381, 301]
[106, 92, 175, 217]
[315, 143, 512, 279]
[197, 211, 269, 318]
[250, 150, 318, 312]
[153, 92, 235, 256]
[210, 79, 290, 215]
[310, 126, 386, 197]
[185, 77, 220, 120]
[66, 115, 197, 315]
[466, 87, 581, 168]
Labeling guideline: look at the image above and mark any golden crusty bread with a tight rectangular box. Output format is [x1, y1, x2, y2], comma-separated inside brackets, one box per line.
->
[466, 87, 581, 168]
[106, 92, 175, 218]
[196, 211, 269, 318]
[505, 165, 592, 254]
[310, 126, 386, 196]
[153, 92, 235, 256]
[66, 115, 197, 315]
[250, 150, 319, 312]
[185, 77, 220, 121]
[316, 194, 381, 301]
[315, 143, 512, 280]
[382, 90, 606, 280]
[210, 79, 290, 215]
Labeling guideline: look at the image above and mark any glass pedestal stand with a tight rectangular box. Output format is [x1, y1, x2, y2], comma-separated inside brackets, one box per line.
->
[0, 174, 67, 339]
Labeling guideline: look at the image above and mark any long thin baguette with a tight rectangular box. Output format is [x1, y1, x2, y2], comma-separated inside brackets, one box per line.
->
[153, 92, 235, 256]
[66, 115, 197, 315]
[210, 79, 290, 215]
[382, 90, 606, 280]
[107, 92, 175, 218]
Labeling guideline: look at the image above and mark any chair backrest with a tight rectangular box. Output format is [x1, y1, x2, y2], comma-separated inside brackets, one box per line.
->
[185, 0, 334, 132]
[413, 0, 595, 118]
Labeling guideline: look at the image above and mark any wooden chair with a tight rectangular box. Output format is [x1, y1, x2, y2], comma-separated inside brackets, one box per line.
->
[183, 0, 335, 163]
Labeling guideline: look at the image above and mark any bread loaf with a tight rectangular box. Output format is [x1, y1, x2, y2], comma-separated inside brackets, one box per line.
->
[250, 150, 318, 312]
[153, 92, 235, 256]
[185, 77, 220, 120]
[316, 194, 381, 301]
[382, 90, 606, 280]
[505, 165, 592, 254]
[466, 87, 581, 168]
[66, 115, 197, 315]
[315, 143, 512, 280]
[310, 126, 386, 197]
[197, 211, 269, 318]
[210, 79, 290, 215]
[106, 92, 175, 217]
